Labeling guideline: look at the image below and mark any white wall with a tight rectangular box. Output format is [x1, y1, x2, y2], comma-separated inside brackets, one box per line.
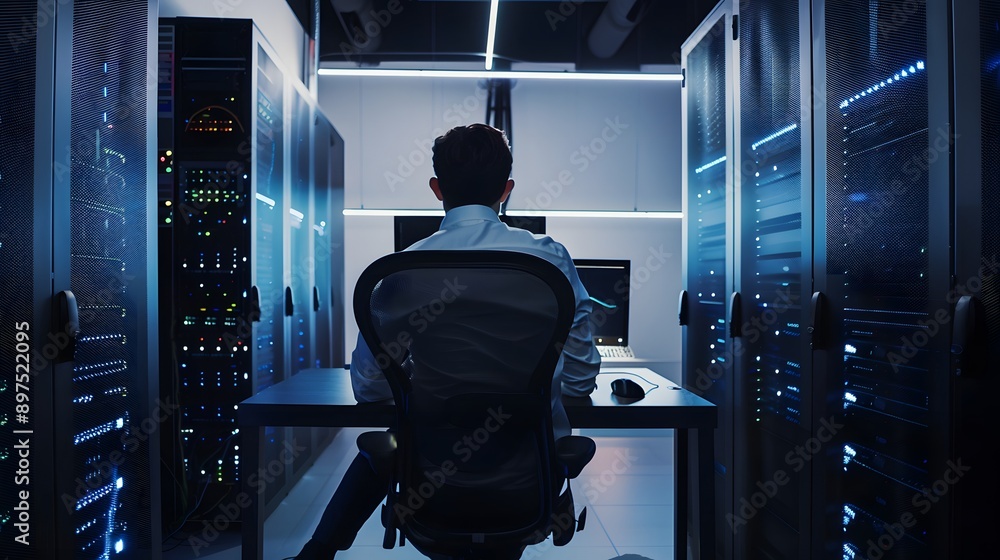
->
[317, 76, 682, 211]
[160, 0, 308, 84]
[318, 75, 684, 381]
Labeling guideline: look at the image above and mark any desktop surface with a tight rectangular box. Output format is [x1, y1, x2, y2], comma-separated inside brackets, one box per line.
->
[238, 366, 715, 429]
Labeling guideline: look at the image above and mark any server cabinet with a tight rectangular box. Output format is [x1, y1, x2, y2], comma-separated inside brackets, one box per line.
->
[683, 0, 999, 558]
[160, 17, 291, 521]
[0, 3, 44, 554]
[310, 110, 346, 371]
[1, 0, 159, 558]
[324, 113, 347, 370]
[287, 78, 314, 481]
[159, 17, 344, 527]
[253, 35, 290, 511]
[731, 0, 813, 558]
[814, 0, 954, 557]
[312, 113, 335, 370]
[680, 4, 732, 558]
[951, 1, 1000, 555]
[289, 81, 312, 377]
[307, 110, 345, 455]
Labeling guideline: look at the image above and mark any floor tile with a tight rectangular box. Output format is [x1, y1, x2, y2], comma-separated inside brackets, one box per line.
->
[163, 429, 680, 559]
[577, 474, 674, 507]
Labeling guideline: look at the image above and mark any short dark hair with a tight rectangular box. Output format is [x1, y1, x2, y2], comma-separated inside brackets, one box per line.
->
[431, 124, 512, 208]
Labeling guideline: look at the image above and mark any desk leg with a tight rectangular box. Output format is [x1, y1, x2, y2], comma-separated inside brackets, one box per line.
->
[675, 429, 688, 560]
[242, 426, 264, 560]
[698, 427, 715, 560]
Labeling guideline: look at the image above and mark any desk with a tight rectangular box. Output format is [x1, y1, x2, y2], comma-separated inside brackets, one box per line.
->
[238, 367, 716, 560]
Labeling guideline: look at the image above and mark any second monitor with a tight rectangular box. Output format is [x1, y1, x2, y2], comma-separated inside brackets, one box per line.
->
[573, 259, 634, 359]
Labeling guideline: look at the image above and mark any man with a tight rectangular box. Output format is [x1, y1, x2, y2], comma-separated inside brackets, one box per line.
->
[297, 123, 600, 559]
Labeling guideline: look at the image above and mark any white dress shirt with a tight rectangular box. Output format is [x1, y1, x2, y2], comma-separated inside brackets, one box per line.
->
[350, 204, 601, 439]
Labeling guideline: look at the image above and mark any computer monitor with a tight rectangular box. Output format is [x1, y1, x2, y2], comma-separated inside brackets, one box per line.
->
[393, 215, 546, 252]
[573, 259, 631, 353]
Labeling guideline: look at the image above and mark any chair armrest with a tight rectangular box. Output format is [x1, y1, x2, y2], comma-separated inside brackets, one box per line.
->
[357, 431, 397, 479]
[555, 435, 596, 479]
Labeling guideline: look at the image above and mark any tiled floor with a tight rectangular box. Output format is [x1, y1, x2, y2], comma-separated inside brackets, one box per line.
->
[163, 428, 676, 560]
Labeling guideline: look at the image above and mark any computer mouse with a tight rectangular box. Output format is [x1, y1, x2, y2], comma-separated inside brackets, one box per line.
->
[611, 378, 645, 400]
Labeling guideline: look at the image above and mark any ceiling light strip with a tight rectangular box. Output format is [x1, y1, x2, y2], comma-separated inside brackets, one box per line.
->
[506, 210, 683, 219]
[319, 68, 682, 82]
[343, 208, 682, 219]
[485, 0, 500, 70]
[343, 209, 444, 217]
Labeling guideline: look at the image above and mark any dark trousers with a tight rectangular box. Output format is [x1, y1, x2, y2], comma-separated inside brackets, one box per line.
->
[311, 452, 389, 552]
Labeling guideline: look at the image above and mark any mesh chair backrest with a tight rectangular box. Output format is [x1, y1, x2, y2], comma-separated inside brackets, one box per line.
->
[354, 251, 575, 538]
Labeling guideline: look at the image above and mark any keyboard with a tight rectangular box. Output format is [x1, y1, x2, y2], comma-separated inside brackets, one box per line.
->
[597, 345, 635, 359]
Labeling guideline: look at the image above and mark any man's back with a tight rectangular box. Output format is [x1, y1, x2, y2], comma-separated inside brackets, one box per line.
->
[352, 204, 601, 439]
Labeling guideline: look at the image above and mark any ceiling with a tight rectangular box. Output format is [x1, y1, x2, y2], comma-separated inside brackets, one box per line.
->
[286, 0, 720, 71]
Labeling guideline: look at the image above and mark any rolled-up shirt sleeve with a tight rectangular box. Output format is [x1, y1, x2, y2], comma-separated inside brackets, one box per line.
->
[349, 332, 393, 402]
[551, 244, 601, 397]
[560, 290, 601, 397]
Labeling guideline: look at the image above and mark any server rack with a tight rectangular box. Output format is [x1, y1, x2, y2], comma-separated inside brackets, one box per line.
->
[951, 2, 1000, 554]
[159, 17, 344, 529]
[1, 0, 159, 558]
[731, 0, 813, 558]
[311, 112, 344, 371]
[287, 77, 314, 481]
[682, 0, 1000, 558]
[680, 4, 732, 558]
[814, 1, 953, 557]
[683, 0, 999, 558]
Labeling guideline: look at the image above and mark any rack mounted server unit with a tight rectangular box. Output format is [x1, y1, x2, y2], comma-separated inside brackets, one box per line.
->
[681, 0, 999, 558]
[1, 0, 159, 558]
[157, 17, 345, 528]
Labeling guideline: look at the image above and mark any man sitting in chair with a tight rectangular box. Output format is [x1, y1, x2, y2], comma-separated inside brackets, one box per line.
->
[296, 123, 601, 559]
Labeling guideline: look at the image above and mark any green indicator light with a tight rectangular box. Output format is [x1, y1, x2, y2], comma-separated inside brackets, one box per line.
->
[165, 217, 172, 224]
[165, 167, 172, 173]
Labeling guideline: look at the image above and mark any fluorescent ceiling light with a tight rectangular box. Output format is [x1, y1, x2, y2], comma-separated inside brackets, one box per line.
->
[485, 0, 499, 70]
[506, 210, 683, 219]
[343, 209, 445, 217]
[343, 208, 682, 219]
[319, 68, 682, 82]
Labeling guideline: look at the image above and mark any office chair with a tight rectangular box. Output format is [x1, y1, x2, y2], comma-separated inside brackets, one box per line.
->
[353, 250, 596, 560]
